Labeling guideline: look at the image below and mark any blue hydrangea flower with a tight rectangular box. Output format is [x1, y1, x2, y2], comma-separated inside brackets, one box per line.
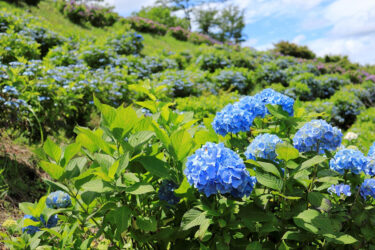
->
[254, 88, 295, 116]
[365, 156, 375, 176]
[158, 180, 180, 205]
[360, 179, 375, 199]
[212, 103, 255, 136]
[46, 191, 71, 209]
[368, 142, 375, 157]
[327, 184, 351, 197]
[330, 149, 368, 175]
[293, 119, 342, 154]
[184, 142, 256, 198]
[236, 96, 267, 118]
[40, 214, 59, 228]
[22, 214, 59, 235]
[22, 215, 40, 235]
[245, 133, 283, 161]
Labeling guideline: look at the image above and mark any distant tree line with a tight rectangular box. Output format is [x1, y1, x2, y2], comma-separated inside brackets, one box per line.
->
[135, 0, 246, 44]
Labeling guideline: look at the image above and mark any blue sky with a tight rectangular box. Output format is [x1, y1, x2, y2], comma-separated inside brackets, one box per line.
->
[104, 0, 375, 65]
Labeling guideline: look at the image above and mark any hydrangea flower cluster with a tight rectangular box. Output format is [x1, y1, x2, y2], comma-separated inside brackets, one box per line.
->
[158, 180, 180, 205]
[328, 184, 351, 197]
[46, 191, 72, 209]
[365, 156, 375, 176]
[329, 149, 368, 175]
[368, 142, 375, 157]
[22, 214, 58, 235]
[360, 179, 375, 200]
[184, 142, 256, 198]
[253, 88, 295, 116]
[212, 89, 294, 136]
[293, 119, 342, 154]
[212, 103, 255, 136]
[245, 133, 283, 161]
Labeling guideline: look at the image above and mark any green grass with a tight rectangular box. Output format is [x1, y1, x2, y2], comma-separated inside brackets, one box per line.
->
[0, 0, 201, 55]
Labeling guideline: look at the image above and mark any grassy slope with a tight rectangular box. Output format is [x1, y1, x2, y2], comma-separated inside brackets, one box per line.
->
[0, 0, 201, 55]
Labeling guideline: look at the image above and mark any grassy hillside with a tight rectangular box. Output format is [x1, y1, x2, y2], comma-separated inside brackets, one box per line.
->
[0, 0, 201, 55]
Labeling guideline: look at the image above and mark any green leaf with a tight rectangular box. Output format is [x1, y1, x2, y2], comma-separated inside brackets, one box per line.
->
[135, 101, 157, 113]
[40, 161, 64, 180]
[282, 231, 313, 241]
[94, 96, 117, 127]
[136, 216, 157, 232]
[323, 233, 357, 244]
[266, 104, 289, 119]
[300, 155, 327, 172]
[255, 170, 283, 191]
[44, 180, 70, 194]
[128, 131, 155, 149]
[308, 192, 331, 212]
[256, 161, 282, 178]
[75, 127, 112, 155]
[170, 129, 194, 161]
[81, 191, 100, 206]
[43, 138, 62, 163]
[293, 209, 321, 234]
[194, 218, 211, 240]
[151, 121, 170, 147]
[106, 206, 132, 238]
[276, 143, 299, 161]
[63, 157, 87, 179]
[94, 153, 115, 174]
[81, 179, 113, 193]
[246, 242, 262, 250]
[181, 209, 207, 231]
[111, 105, 139, 139]
[62, 143, 81, 167]
[136, 156, 169, 178]
[126, 183, 154, 195]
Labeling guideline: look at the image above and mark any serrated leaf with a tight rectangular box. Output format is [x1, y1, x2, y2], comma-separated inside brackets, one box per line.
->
[257, 161, 281, 178]
[126, 183, 154, 195]
[40, 161, 64, 180]
[181, 209, 208, 231]
[136, 216, 157, 232]
[323, 233, 357, 244]
[128, 131, 155, 149]
[300, 155, 327, 172]
[255, 170, 283, 191]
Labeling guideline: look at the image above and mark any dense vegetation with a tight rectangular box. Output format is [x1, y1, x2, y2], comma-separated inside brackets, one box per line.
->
[1, 0, 375, 249]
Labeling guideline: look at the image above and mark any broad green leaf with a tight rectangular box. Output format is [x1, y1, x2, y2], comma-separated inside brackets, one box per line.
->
[136, 216, 157, 232]
[137, 156, 169, 178]
[75, 127, 112, 155]
[128, 131, 155, 149]
[126, 183, 154, 195]
[64, 157, 87, 179]
[81, 191, 100, 206]
[170, 129, 194, 161]
[106, 206, 132, 237]
[293, 209, 321, 234]
[44, 180, 70, 194]
[276, 143, 299, 161]
[43, 138, 62, 163]
[266, 104, 289, 119]
[40, 161, 64, 180]
[308, 192, 331, 212]
[94, 96, 117, 126]
[323, 233, 357, 244]
[19, 202, 35, 216]
[111, 105, 138, 139]
[135, 101, 157, 113]
[62, 143, 81, 167]
[194, 218, 211, 240]
[256, 161, 281, 178]
[282, 231, 313, 241]
[94, 153, 115, 174]
[300, 155, 327, 172]
[81, 179, 113, 193]
[246, 242, 262, 250]
[255, 170, 283, 191]
[181, 209, 207, 231]
[151, 121, 170, 147]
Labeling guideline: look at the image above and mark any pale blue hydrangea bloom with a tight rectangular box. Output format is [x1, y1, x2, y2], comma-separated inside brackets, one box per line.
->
[184, 142, 256, 198]
[46, 191, 71, 209]
[253, 88, 295, 116]
[245, 133, 283, 161]
[330, 148, 368, 175]
[293, 119, 342, 154]
[360, 179, 375, 200]
[328, 184, 351, 197]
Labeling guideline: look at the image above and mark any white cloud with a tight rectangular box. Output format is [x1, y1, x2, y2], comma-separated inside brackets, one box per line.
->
[242, 38, 258, 47]
[103, 0, 154, 16]
[292, 35, 306, 44]
[308, 35, 375, 64]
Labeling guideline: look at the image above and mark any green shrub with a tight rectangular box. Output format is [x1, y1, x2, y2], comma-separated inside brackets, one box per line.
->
[126, 16, 167, 35]
[136, 6, 189, 29]
[0, 32, 40, 63]
[274, 40, 316, 59]
[348, 107, 375, 152]
[168, 26, 189, 41]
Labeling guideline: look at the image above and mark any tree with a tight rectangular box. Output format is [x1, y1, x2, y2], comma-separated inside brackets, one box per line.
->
[194, 8, 218, 35]
[217, 5, 245, 44]
[273, 41, 316, 59]
[135, 6, 189, 29]
[158, 0, 226, 30]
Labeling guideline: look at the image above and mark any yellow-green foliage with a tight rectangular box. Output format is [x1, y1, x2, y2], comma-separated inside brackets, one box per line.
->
[348, 107, 375, 153]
